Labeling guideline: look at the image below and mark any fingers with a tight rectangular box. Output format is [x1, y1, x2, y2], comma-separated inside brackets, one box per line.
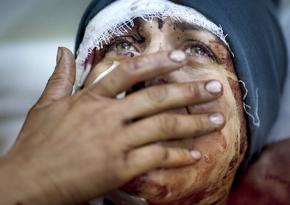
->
[123, 145, 201, 179]
[121, 80, 223, 120]
[121, 113, 225, 149]
[84, 50, 187, 98]
[36, 47, 76, 108]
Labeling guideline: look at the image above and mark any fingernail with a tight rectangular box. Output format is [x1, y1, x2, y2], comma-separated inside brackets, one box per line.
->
[56, 47, 63, 64]
[209, 113, 224, 125]
[205, 80, 222, 94]
[190, 150, 201, 159]
[169, 50, 186, 63]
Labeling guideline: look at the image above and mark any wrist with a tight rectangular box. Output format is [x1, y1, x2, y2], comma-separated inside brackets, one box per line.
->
[0, 156, 62, 205]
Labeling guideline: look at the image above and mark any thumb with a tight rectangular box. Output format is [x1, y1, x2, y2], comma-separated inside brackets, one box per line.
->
[36, 47, 76, 108]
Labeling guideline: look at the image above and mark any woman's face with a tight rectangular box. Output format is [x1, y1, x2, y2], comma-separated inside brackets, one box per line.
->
[83, 18, 247, 205]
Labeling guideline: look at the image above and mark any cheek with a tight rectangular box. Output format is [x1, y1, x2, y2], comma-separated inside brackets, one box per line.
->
[228, 78, 248, 157]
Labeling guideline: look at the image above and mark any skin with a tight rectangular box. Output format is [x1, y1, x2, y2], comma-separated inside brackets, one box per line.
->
[0, 46, 225, 205]
[83, 18, 247, 205]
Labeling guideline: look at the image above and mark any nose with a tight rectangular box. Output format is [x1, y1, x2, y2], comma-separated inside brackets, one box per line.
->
[144, 25, 174, 54]
[145, 35, 174, 54]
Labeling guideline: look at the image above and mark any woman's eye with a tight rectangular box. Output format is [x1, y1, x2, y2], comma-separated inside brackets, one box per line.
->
[116, 42, 132, 51]
[111, 40, 140, 57]
[184, 45, 212, 58]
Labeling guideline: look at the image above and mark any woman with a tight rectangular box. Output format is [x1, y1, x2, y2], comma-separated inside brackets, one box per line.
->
[74, 0, 286, 204]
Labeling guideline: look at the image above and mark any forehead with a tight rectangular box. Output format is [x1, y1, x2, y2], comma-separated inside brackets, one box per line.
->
[116, 17, 224, 47]
[125, 17, 213, 33]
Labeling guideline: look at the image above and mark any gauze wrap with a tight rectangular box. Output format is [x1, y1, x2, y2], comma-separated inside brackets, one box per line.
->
[74, 0, 287, 169]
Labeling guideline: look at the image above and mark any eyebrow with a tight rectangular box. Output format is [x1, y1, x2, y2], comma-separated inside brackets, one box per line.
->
[173, 20, 226, 46]
[173, 21, 202, 31]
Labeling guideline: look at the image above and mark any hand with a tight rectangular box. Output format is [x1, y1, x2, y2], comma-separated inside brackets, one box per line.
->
[0, 48, 225, 205]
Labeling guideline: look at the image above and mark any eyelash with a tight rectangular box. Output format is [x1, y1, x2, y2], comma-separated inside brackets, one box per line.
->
[108, 37, 140, 57]
[108, 37, 215, 60]
[183, 40, 216, 60]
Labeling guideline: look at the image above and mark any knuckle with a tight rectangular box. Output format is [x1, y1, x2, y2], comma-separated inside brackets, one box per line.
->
[192, 115, 209, 134]
[146, 86, 168, 105]
[83, 89, 105, 102]
[151, 145, 169, 162]
[156, 114, 178, 136]
[196, 117, 206, 130]
[76, 97, 113, 120]
[48, 72, 64, 86]
[117, 132, 135, 150]
[160, 148, 170, 161]
[109, 162, 127, 183]
[188, 83, 202, 100]
[195, 115, 204, 127]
